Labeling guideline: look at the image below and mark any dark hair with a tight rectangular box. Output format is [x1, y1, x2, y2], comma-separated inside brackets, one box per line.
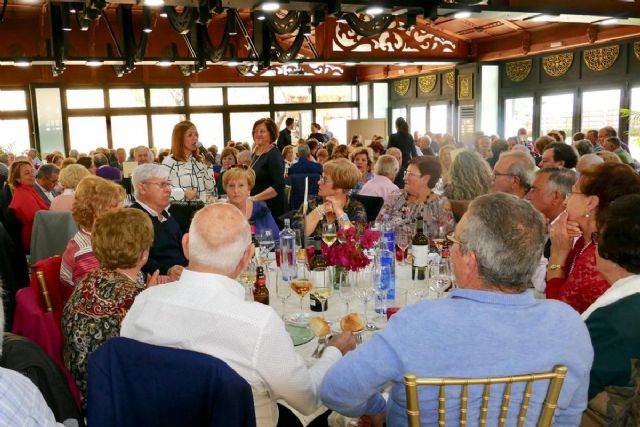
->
[601, 126, 617, 138]
[573, 132, 585, 141]
[545, 142, 578, 169]
[306, 138, 319, 153]
[395, 117, 409, 134]
[409, 155, 441, 189]
[285, 117, 294, 126]
[573, 140, 593, 156]
[252, 117, 278, 143]
[580, 163, 640, 219]
[547, 131, 563, 142]
[36, 163, 59, 179]
[490, 139, 509, 158]
[77, 156, 94, 170]
[597, 194, 640, 274]
[93, 153, 108, 168]
[606, 136, 621, 147]
[368, 140, 385, 155]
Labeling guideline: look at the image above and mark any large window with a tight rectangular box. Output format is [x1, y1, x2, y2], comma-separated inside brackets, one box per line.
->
[190, 113, 224, 149]
[0, 90, 27, 111]
[274, 86, 312, 104]
[429, 104, 449, 135]
[111, 115, 149, 151]
[315, 108, 355, 145]
[276, 110, 312, 142]
[66, 89, 104, 109]
[358, 84, 369, 119]
[629, 87, 640, 161]
[0, 89, 30, 154]
[391, 108, 407, 128]
[152, 114, 185, 149]
[410, 106, 426, 136]
[315, 85, 357, 103]
[540, 94, 574, 138]
[189, 88, 223, 106]
[109, 89, 145, 108]
[504, 97, 533, 138]
[228, 87, 269, 105]
[150, 88, 184, 107]
[230, 112, 269, 143]
[68, 117, 108, 152]
[35, 88, 64, 155]
[582, 89, 621, 132]
[373, 83, 388, 120]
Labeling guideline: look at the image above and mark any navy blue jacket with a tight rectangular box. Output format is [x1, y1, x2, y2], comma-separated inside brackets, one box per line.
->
[288, 158, 323, 176]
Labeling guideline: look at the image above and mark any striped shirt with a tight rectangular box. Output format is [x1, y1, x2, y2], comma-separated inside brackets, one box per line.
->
[0, 367, 60, 426]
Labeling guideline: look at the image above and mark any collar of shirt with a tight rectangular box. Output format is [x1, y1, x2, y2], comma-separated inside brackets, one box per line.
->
[178, 269, 245, 300]
[449, 288, 537, 306]
[135, 199, 169, 223]
[35, 181, 53, 198]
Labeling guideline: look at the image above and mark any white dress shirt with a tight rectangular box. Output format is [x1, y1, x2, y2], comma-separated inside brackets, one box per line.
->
[120, 269, 341, 427]
[358, 174, 399, 203]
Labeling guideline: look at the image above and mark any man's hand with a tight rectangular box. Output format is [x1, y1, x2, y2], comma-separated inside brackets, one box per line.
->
[358, 412, 385, 427]
[184, 189, 198, 200]
[327, 331, 356, 355]
[167, 265, 184, 282]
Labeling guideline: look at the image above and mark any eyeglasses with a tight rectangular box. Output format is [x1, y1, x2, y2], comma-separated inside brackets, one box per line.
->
[493, 172, 515, 178]
[566, 191, 583, 198]
[143, 181, 171, 189]
[403, 170, 422, 178]
[446, 233, 464, 246]
[318, 175, 333, 184]
[590, 231, 599, 245]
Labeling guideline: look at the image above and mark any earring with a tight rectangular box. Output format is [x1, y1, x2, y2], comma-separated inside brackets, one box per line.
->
[585, 212, 590, 218]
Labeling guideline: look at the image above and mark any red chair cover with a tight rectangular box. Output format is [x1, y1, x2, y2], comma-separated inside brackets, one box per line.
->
[29, 256, 67, 325]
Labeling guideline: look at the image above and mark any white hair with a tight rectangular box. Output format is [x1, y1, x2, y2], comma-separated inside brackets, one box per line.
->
[131, 163, 169, 198]
[577, 153, 604, 172]
[374, 154, 399, 177]
[498, 150, 536, 190]
[188, 204, 251, 275]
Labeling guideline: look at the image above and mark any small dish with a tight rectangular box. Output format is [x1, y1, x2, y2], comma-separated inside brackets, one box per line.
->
[285, 323, 315, 346]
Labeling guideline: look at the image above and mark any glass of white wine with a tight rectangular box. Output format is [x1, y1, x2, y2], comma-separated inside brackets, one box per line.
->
[290, 265, 314, 314]
[321, 222, 337, 246]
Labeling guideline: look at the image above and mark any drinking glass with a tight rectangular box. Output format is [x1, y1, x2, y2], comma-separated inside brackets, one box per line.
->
[429, 258, 452, 299]
[321, 222, 337, 246]
[258, 229, 276, 270]
[290, 266, 313, 313]
[238, 258, 257, 301]
[356, 267, 378, 331]
[275, 272, 291, 320]
[338, 270, 356, 315]
[395, 226, 411, 265]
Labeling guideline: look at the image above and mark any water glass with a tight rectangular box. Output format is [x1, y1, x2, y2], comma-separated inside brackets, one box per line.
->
[338, 271, 356, 315]
[275, 272, 291, 320]
[258, 230, 276, 270]
[429, 258, 452, 299]
[356, 267, 378, 330]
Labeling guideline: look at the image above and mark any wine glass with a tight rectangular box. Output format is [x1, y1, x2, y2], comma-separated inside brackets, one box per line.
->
[321, 222, 337, 246]
[429, 258, 452, 299]
[395, 226, 411, 266]
[275, 271, 291, 320]
[258, 229, 276, 271]
[356, 267, 378, 331]
[290, 266, 313, 314]
[338, 270, 356, 315]
[238, 258, 257, 301]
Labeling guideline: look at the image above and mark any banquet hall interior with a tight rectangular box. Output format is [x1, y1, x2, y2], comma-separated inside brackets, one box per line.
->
[0, 0, 639, 426]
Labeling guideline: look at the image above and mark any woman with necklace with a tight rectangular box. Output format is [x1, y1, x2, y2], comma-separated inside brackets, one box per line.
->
[546, 162, 640, 313]
[376, 156, 455, 238]
[223, 166, 279, 238]
[162, 120, 215, 201]
[249, 118, 287, 222]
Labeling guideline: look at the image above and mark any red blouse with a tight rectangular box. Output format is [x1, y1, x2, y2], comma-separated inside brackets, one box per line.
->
[8, 185, 49, 251]
[545, 235, 610, 313]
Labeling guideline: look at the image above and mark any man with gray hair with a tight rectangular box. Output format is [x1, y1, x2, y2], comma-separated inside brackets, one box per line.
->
[34, 164, 60, 206]
[359, 154, 399, 203]
[134, 146, 153, 165]
[320, 193, 593, 426]
[386, 147, 405, 189]
[288, 144, 322, 175]
[576, 153, 604, 175]
[491, 150, 535, 198]
[121, 203, 356, 427]
[130, 164, 186, 281]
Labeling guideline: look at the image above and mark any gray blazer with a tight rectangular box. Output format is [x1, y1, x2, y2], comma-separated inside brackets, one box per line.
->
[34, 183, 58, 207]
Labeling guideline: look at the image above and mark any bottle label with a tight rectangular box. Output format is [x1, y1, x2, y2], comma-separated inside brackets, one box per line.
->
[412, 244, 429, 267]
[310, 293, 328, 312]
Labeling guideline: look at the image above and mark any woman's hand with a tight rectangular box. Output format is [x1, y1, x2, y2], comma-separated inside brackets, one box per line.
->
[146, 270, 161, 287]
[184, 189, 198, 200]
[325, 195, 346, 217]
[549, 211, 574, 260]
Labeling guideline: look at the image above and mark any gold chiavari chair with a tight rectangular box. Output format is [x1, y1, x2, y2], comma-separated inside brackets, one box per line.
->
[36, 270, 53, 312]
[404, 365, 568, 427]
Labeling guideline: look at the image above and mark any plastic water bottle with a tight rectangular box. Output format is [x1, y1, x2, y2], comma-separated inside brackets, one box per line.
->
[279, 219, 298, 281]
[377, 236, 396, 301]
[382, 214, 395, 254]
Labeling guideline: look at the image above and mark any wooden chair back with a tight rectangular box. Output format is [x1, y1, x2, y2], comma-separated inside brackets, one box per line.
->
[404, 365, 568, 427]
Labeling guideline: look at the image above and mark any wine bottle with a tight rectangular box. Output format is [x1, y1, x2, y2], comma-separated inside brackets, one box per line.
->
[253, 266, 269, 305]
[411, 216, 429, 281]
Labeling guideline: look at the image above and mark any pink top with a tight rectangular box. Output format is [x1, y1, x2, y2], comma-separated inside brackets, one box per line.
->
[49, 190, 74, 212]
[359, 174, 399, 204]
[60, 230, 100, 300]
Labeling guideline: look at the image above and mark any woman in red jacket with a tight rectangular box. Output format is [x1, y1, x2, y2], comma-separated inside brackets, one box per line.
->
[8, 160, 49, 252]
[546, 163, 640, 313]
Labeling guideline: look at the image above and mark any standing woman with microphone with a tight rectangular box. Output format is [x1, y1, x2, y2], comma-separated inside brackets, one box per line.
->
[162, 120, 215, 201]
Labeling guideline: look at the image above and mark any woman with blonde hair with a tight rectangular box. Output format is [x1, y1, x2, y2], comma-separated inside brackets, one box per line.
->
[293, 158, 367, 238]
[50, 164, 90, 212]
[444, 150, 493, 201]
[162, 120, 215, 201]
[223, 166, 279, 238]
[59, 176, 125, 300]
[63, 208, 158, 405]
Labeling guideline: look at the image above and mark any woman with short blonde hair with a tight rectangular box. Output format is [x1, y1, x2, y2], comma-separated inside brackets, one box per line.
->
[60, 176, 125, 298]
[63, 208, 156, 405]
[223, 166, 279, 238]
[50, 164, 90, 212]
[293, 158, 367, 238]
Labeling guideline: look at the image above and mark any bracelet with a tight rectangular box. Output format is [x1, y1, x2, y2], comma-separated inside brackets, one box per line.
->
[315, 205, 325, 218]
[338, 212, 349, 222]
[547, 264, 563, 271]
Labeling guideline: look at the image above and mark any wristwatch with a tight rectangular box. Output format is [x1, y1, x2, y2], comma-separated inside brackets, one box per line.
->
[547, 264, 562, 271]
[316, 205, 325, 218]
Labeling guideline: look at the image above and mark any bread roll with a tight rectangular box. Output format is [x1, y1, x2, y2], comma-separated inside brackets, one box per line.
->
[309, 316, 330, 337]
[340, 312, 364, 332]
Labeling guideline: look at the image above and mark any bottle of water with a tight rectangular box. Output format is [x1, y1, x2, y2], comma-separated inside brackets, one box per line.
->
[377, 236, 396, 302]
[382, 214, 395, 254]
[279, 219, 298, 281]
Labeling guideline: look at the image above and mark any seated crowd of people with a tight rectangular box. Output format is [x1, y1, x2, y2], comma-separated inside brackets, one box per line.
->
[0, 117, 638, 426]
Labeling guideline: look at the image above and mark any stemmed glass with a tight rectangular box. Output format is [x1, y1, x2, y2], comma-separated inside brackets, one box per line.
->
[275, 271, 291, 320]
[356, 267, 378, 331]
[258, 229, 276, 271]
[429, 258, 452, 299]
[395, 225, 411, 265]
[338, 270, 356, 315]
[321, 222, 337, 246]
[238, 258, 257, 301]
[290, 266, 313, 317]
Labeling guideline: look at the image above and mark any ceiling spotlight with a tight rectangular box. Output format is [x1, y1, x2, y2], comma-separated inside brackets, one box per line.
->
[344, 62, 356, 66]
[69, 4, 77, 13]
[259, 1, 280, 12]
[159, 10, 168, 18]
[86, 59, 103, 67]
[301, 24, 311, 36]
[454, 11, 471, 19]
[365, 6, 384, 16]
[144, 0, 164, 5]
[228, 9, 237, 35]
[61, 3, 72, 31]
[143, 8, 153, 33]
[598, 18, 618, 25]
[157, 60, 173, 67]
[256, 12, 266, 20]
[14, 60, 32, 67]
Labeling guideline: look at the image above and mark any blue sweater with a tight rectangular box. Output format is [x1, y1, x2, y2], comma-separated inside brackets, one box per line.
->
[320, 289, 593, 427]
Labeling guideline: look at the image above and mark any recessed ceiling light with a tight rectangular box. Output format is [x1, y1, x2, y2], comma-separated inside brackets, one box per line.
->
[144, 0, 164, 5]
[227, 60, 239, 66]
[454, 11, 471, 19]
[344, 62, 357, 66]
[366, 6, 384, 16]
[86, 59, 103, 67]
[14, 60, 31, 67]
[157, 60, 173, 67]
[261, 1, 280, 12]
[599, 18, 618, 25]
[256, 13, 266, 20]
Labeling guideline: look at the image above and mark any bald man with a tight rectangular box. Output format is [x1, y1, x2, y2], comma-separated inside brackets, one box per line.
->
[121, 203, 355, 427]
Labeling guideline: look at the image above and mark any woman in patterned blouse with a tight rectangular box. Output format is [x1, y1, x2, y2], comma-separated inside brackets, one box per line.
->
[546, 163, 640, 313]
[63, 208, 157, 407]
[376, 156, 455, 238]
[293, 158, 367, 238]
[162, 120, 215, 201]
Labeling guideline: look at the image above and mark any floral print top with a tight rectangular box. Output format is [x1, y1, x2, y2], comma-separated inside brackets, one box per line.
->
[376, 190, 455, 238]
[292, 195, 368, 238]
[62, 267, 146, 407]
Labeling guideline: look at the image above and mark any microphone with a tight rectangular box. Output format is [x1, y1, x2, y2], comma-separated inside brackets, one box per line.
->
[196, 141, 216, 164]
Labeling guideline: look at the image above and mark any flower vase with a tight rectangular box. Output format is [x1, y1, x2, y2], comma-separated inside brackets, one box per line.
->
[332, 266, 347, 290]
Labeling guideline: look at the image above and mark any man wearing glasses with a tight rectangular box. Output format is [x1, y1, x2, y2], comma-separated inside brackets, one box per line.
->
[491, 150, 536, 198]
[320, 193, 593, 427]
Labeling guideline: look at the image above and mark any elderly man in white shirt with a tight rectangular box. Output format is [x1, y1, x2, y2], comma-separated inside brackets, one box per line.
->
[121, 203, 355, 427]
[359, 154, 399, 204]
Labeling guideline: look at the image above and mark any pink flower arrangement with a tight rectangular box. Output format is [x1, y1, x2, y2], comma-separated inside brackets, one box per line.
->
[320, 226, 380, 272]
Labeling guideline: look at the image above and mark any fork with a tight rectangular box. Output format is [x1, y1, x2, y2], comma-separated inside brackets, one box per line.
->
[312, 336, 327, 358]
